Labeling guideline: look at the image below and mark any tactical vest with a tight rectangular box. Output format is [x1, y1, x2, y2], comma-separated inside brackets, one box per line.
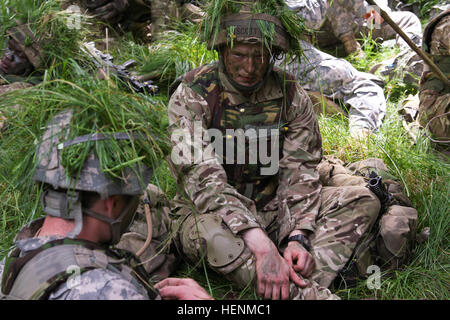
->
[421, 9, 450, 95]
[0, 238, 160, 300]
[172, 62, 297, 209]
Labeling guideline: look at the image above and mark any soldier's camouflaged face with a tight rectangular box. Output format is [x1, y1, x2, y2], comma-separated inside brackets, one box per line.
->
[223, 42, 270, 88]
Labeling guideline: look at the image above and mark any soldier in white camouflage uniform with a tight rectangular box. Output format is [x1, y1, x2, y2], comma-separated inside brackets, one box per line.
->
[285, 0, 422, 55]
[281, 0, 387, 137]
[285, 0, 423, 80]
[284, 40, 387, 137]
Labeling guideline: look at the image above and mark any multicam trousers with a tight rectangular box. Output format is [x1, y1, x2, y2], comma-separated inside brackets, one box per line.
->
[174, 182, 380, 299]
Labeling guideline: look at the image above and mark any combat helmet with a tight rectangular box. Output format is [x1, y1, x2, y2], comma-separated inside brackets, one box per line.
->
[202, 0, 305, 55]
[34, 109, 153, 244]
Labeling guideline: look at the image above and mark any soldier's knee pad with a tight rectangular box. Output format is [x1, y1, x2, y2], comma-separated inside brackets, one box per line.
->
[179, 213, 252, 274]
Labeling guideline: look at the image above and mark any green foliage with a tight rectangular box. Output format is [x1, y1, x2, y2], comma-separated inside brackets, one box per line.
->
[139, 23, 218, 88]
[0, 0, 449, 301]
[406, 0, 445, 19]
[200, 0, 305, 56]
[1, 74, 170, 184]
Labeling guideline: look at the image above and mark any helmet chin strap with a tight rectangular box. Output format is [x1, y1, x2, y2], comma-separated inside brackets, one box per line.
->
[41, 189, 139, 244]
[83, 196, 139, 245]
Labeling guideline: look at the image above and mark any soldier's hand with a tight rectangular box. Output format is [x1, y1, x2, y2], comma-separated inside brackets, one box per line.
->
[254, 246, 307, 300]
[155, 278, 213, 300]
[283, 241, 315, 278]
[242, 228, 307, 300]
[86, 0, 130, 24]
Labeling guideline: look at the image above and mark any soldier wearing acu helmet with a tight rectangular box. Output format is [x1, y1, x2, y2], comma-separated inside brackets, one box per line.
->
[0, 109, 211, 300]
[167, 0, 383, 300]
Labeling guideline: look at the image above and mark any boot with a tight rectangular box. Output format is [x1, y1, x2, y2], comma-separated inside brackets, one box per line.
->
[340, 32, 364, 57]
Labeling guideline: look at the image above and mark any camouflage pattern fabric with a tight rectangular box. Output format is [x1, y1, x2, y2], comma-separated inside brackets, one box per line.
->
[286, 0, 423, 89]
[0, 235, 150, 300]
[167, 62, 383, 298]
[0, 210, 171, 300]
[418, 13, 450, 145]
[116, 184, 179, 281]
[308, 0, 423, 49]
[285, 40, 387, 134]
[283, 0, 329, 30]
[169, 62, 323, 241]
[49, 268, 149, 300]
[64, 0, 179, 41]
[5, 24, 45, 70]
[317, 156, 418, 283]
[172, 179, 380, 294]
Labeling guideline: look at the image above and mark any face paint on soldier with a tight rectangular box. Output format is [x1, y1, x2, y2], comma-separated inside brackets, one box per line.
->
[223, 42, 269, 88]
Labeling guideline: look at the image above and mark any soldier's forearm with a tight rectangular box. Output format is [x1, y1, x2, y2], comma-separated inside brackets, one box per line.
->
[241, 227, 278, 258]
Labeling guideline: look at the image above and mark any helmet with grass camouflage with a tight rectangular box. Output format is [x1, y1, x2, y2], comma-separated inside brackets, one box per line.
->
[204, 0, 304, 54]
[33, 109, 153, 243]
[6, 23, 45, 70]
[34, 109, 152, 197]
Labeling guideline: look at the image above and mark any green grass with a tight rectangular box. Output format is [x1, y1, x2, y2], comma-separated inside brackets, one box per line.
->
[0, 0, 449, 300]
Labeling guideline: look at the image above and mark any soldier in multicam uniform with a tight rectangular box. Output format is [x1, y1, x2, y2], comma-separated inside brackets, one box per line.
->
[316, 156, 419, 287]
[417, 9, 450, 153]
[166, 0, 390, 300]
[0, 109, 211, 300]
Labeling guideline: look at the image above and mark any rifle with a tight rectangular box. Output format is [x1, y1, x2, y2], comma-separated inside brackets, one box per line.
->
[81, 41, 159, 95]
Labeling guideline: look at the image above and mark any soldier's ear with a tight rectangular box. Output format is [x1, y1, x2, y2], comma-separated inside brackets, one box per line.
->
[104, 196, 118, 218]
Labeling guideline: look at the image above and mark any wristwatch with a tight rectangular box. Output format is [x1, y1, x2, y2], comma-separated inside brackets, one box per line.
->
[287, 234, 311, 252]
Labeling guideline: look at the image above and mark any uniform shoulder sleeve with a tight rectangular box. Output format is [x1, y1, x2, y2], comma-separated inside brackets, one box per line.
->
[48, 269, 149, 300]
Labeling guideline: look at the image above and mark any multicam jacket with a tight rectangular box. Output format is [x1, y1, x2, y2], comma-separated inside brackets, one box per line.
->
[168, 62, 323, 244]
